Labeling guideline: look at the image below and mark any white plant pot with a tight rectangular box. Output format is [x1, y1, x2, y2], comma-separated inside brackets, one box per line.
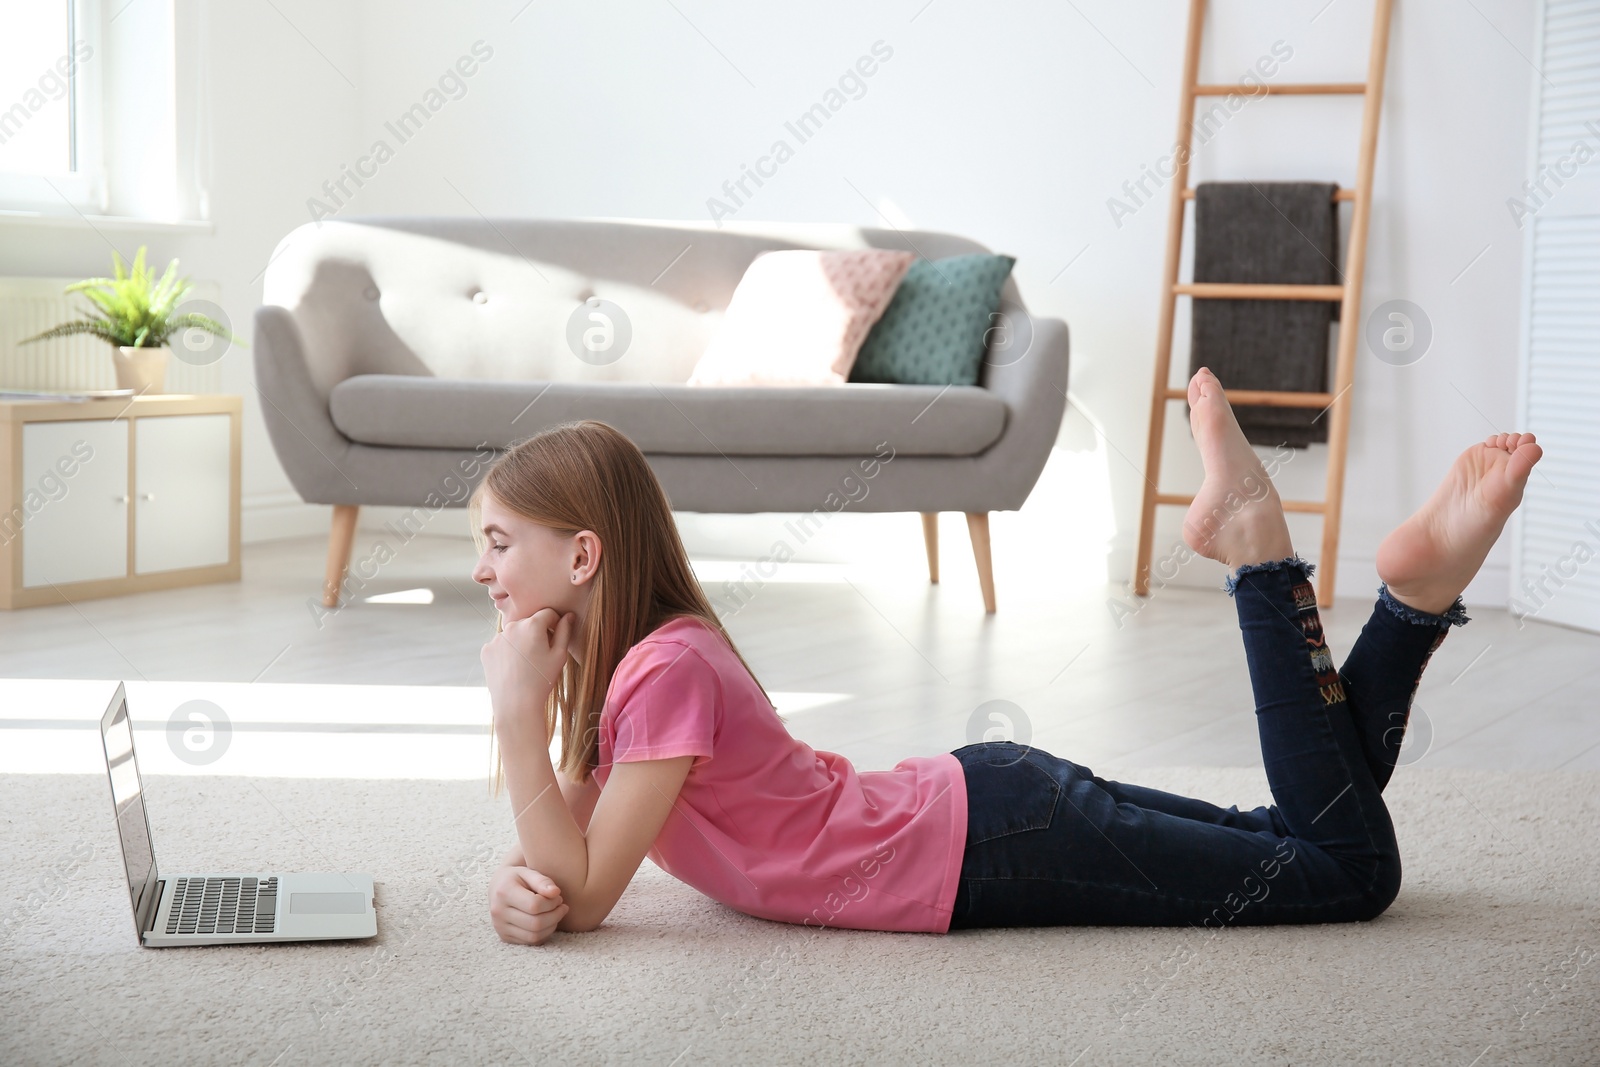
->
[114, 346, 170, 394]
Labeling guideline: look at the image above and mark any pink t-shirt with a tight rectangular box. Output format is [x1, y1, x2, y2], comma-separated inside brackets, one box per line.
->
[591, 615, 968, 934]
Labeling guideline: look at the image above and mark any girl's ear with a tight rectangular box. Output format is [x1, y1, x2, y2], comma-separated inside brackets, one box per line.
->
[570, 530, 603, 584]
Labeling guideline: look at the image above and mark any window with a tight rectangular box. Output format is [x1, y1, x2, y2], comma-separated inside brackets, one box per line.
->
[0, 0, 206, 225]
[0, 0, 104, 213]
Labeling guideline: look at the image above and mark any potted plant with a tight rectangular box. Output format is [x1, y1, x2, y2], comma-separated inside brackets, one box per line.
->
[21, 245, 242, 394]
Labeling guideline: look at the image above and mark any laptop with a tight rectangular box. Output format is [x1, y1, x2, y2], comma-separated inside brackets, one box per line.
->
[100, 682, 378, 947]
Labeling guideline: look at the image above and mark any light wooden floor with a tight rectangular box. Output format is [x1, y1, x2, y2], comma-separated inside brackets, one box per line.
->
[3, 526, 1597, 773]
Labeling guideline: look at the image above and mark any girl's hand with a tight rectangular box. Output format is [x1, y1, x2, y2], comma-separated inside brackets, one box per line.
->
[482, 608, 577, 727]
[489, 865, 570, 945]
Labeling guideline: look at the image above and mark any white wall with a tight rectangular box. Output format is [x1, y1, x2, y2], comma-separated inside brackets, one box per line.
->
[0, 0, 1540, 604]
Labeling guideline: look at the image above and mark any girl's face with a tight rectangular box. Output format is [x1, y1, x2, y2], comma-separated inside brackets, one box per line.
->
[472, 492, 598, 626]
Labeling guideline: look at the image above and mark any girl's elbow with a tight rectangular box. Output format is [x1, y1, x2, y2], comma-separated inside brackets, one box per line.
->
[559, 891, 613, 933]
[558, 910, 601, 934]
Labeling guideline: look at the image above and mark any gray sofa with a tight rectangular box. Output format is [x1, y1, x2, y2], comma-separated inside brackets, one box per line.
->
[253, 217, 1070, 613]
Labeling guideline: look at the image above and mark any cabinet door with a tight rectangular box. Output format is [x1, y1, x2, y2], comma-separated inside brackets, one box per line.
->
[1510, 3, 1600, 633]
[21, 420, 130, 587]
[135, 414, 232, 575]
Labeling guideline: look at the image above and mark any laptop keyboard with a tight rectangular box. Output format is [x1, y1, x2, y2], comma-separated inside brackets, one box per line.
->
[165, 876, 278, 936]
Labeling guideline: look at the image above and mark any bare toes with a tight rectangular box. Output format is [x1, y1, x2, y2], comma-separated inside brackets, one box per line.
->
[1507, 441, 1544, 483]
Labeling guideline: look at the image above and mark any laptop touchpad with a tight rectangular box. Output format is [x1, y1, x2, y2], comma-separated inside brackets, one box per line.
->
[291, 892, 366, 914]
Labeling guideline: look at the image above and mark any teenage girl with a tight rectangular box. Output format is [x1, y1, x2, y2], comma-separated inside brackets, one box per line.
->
[475, 367, 1544, 944]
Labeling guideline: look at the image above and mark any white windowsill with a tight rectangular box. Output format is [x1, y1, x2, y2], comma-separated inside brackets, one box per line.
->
[0, 209, 214, 235]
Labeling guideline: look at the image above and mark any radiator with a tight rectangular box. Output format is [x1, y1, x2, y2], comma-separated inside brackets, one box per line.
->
[0, 276, 226, 394]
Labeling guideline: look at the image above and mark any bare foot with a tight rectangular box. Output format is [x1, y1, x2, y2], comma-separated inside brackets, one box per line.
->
[1182, 367, 1295, 569]
[1376, 432, 1544, 615]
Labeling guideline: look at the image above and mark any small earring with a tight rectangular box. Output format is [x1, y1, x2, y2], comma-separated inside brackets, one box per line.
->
[571, 574, 578, 582]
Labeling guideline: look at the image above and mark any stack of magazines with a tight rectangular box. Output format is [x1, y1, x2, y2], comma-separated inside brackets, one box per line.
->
[0, 388, 137, 402]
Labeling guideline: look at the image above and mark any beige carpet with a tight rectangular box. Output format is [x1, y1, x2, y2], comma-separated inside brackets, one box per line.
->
[2, 767, 1596, 1066]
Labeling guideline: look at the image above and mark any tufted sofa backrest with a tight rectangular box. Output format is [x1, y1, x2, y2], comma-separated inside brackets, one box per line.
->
[260, 217, 1018, 400]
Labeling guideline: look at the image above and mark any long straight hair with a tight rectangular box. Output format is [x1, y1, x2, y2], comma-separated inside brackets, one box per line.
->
[470, 420, 773, 795]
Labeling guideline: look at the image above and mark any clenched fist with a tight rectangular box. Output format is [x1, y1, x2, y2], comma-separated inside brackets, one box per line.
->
[489, 864, 570, 945]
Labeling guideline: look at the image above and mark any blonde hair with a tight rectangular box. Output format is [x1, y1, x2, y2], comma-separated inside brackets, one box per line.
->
[470, 420, 773, 796]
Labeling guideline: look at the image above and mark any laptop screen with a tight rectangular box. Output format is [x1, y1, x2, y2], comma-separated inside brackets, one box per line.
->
[101, 694, 157, 928]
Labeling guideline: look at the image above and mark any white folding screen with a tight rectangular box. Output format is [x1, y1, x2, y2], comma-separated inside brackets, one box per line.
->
[1511, 0, 1600, 633]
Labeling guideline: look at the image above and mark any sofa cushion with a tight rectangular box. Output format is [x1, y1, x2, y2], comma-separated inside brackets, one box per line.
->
[849, 253, 1017, 386]
[328, 375, 1008, 456]
[685, 248, 915, 387]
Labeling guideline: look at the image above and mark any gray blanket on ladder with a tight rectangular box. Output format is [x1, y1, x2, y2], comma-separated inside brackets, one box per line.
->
[1189, 181, 1340, 448]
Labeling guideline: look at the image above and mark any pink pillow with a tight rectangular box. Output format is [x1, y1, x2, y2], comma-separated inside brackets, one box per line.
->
[687, 248, 916, 387]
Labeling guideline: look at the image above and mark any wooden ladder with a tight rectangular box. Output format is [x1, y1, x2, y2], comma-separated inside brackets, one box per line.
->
[1131, 0, 1395, 607]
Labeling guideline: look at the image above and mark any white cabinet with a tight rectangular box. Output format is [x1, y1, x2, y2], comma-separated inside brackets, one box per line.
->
[20, 419, 129, 587]
[135, 414, 232, 574]
[1511, 0, 1600, 633]
[1, 395, 240, 609]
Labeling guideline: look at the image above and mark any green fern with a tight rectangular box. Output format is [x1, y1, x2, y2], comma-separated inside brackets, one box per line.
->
[21, 246, 247, 351]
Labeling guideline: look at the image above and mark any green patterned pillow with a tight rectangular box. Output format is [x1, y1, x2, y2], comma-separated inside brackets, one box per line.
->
[848, 253, 1017, 387]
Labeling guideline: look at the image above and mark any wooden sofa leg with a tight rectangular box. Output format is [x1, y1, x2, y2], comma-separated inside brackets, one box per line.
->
[921, 513, 940, 584]
[965, 512, 996, 614]
[323, 504, 360, 608]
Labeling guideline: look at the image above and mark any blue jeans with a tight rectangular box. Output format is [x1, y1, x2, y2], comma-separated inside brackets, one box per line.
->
[946, 555, 1468, 930]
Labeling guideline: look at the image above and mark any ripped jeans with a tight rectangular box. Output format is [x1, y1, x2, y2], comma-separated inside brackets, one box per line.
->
[947, 555, 1468, 930]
